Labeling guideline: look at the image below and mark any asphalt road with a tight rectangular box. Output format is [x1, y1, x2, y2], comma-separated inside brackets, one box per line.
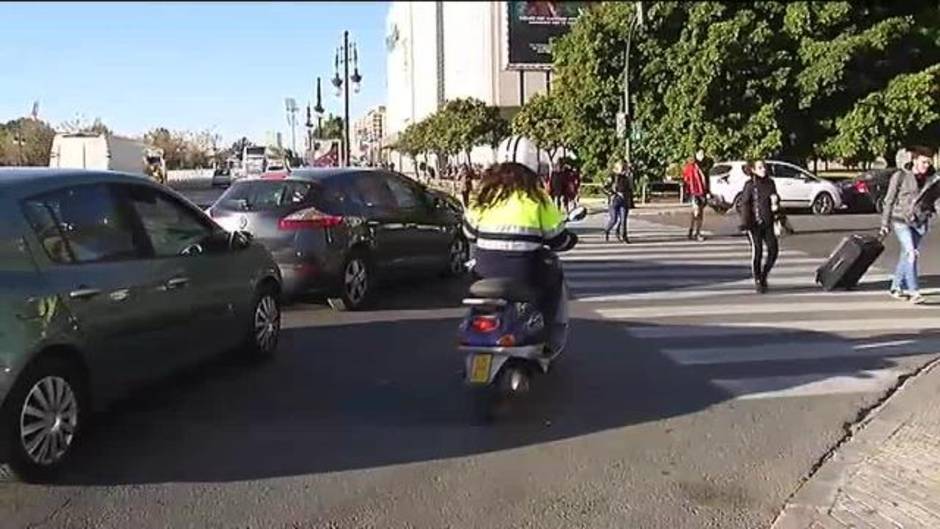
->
[2, 209, 938, 529]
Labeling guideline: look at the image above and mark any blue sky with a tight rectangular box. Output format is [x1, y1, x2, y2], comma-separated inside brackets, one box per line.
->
[0, 2, 388, 146]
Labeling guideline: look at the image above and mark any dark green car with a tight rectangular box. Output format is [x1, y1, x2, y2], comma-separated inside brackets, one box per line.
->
[0, 169, 282, 482]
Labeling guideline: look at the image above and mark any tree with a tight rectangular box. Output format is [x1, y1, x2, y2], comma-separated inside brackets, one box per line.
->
[226, 137, 254, 160]
[550, 1, 940, 182]
[823, 64, 940, 164]
[317, 114, 344, 139]
[512, 93, 566, 176]
[60, 116, 111, 136]
[0, 118, 55, 166]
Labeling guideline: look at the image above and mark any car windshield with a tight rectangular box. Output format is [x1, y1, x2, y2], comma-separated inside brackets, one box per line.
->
[218, 180, 315, 211]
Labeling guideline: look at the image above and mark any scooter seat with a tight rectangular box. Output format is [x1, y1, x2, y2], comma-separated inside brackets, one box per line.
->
[469, 278, 537, 302]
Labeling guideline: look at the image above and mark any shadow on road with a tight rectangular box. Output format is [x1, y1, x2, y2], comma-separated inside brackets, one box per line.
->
[52, 315, 912, 486]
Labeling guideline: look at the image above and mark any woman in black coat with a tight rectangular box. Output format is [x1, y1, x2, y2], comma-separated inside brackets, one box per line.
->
[739, 159, 781, 293]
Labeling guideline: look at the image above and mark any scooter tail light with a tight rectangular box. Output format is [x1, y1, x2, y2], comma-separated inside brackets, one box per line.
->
[470, 315, 500, 333]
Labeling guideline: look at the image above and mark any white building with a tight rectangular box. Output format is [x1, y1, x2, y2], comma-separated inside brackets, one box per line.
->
[385, 1, 575, 173]
[352, 105, 387, 166]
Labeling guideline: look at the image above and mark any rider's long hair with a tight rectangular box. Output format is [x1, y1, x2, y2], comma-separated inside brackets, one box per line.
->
[474, 162, 547, 209]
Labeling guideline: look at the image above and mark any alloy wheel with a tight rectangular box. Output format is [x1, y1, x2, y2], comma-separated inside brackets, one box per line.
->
[345, 258, 368, 306]
[253, 294, 280, 353]
[813, 193, 834, 215]
[449, 238, 467, 275]
[19, 376, 78, 466]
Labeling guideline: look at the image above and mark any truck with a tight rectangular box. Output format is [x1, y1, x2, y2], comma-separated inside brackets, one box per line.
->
[48, 133, 154, 176]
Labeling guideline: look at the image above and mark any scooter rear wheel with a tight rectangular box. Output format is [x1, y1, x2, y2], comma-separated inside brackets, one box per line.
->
[471, 365, 530, 423]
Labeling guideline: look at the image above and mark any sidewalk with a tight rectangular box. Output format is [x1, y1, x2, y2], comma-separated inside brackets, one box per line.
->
[773, 358, 940, 529]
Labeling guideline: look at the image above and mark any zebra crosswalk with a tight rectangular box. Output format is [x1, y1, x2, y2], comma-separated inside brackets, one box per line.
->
[563, 215, 939, 401]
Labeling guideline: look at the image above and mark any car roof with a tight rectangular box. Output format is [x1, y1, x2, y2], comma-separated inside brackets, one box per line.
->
[241, 167, 394, 184]
[0, 167, 154, 196]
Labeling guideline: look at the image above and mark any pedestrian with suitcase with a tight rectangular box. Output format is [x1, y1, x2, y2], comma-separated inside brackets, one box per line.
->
[739, 159, 780, 294]
[879, 146, 938, 304]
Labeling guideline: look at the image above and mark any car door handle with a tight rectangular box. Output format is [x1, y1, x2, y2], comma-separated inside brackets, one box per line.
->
[69, 287, 101, 300]
[162, 276, 190, 290]
[109, 289, 131, 302]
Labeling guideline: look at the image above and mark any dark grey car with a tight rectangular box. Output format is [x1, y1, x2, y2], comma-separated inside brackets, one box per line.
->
[0, 169, 281, 482]
[207, 168, 467, 310]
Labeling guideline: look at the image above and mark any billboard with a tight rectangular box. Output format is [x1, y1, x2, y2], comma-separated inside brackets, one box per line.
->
[506, 1, 586, 70]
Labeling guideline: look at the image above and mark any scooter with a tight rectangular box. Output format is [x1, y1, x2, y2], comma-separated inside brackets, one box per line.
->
[458, 206, 587, 419]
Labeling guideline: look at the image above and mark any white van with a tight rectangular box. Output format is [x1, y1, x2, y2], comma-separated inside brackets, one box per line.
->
[48, 133, 150, 175]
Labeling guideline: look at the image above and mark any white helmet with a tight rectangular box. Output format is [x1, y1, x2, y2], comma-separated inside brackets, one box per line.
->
[496, 135, 542, 173]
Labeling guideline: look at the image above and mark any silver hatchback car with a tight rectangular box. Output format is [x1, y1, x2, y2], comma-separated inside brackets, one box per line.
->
[0, 169, 282, 482]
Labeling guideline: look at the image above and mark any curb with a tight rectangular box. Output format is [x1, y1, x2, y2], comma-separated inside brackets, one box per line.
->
[771, 356, 940, 528]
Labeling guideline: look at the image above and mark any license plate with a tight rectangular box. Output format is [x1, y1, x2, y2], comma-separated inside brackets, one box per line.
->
[469, 354, 492, 383]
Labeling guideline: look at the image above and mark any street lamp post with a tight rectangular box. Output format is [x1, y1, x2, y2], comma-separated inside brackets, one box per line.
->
[332, 31, 362, 166]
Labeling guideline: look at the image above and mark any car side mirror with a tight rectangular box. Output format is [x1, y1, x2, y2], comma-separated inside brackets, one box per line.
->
[567, 206, 588, 222]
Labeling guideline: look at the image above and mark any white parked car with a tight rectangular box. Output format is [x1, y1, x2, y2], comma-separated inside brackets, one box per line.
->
[708, 160, 843, 215]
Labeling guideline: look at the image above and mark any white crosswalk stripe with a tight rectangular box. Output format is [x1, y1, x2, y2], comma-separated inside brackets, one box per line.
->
[564, 215, 939, 401]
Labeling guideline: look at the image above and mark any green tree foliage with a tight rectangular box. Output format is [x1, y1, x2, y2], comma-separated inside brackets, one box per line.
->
[317, 114, 344, 140]
[0, 118, 56, 166]
[144, 127, 219, 170]
[551, 1, 940, 180]
[512, 93, 566, 175]
[392, 98, 507, 173]
[823, 64, 940, 163]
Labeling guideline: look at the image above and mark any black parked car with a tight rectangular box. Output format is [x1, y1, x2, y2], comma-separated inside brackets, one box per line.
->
[840, 168, 896, 213]
[207, 168, 468, 310]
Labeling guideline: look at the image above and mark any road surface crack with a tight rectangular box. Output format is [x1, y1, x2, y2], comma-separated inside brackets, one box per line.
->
[25, 496, 72, 529]
[771, 355, 940, 524]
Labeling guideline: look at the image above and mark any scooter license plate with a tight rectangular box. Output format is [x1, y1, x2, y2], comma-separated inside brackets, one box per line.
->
[469, 354, 492, 383]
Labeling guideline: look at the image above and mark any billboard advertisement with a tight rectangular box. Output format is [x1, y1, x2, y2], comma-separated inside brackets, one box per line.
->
[506, 1, 586, 70]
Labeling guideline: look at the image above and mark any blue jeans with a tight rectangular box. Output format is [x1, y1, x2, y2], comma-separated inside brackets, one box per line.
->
[604, 196, 628, 239]
[891, 222, 927, 292]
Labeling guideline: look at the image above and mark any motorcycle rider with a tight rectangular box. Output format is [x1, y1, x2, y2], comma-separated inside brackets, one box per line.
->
[463, 162, 578, 343]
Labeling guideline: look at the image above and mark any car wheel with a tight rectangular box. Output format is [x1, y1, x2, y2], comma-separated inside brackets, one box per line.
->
[328, 251, 371, 311]
[244, 283, 280, 358]
[812, 192, 835, 215]
[874, 197, 884, 214]
[443, 237, 468, 277]
[731, 193, 743, 215]
[2, 355, 88, 483]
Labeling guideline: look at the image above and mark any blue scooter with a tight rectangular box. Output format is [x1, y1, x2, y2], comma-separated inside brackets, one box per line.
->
[459, 206, 587, 419]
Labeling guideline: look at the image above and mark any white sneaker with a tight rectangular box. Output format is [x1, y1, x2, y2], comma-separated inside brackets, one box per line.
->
[889, 289, 908, 300]
[909, 292, 927, 305]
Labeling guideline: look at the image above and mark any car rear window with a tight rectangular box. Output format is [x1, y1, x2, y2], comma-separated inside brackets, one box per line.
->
[218, 180, 316, 211]
[709, 164, 732, 177]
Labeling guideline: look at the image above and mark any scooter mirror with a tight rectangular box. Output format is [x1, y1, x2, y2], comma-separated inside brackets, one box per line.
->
[567, 206, 588, 222]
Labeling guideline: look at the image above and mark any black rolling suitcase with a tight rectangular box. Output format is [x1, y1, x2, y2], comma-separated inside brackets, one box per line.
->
[815, 234, 884, 291]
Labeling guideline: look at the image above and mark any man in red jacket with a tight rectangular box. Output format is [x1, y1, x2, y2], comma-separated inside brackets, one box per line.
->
[682, 149, 710, 241]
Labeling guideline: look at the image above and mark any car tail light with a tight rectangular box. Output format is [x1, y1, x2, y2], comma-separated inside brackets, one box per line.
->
[854, 181, 869, 194]
[278, 207, 344, 230]
[471, 315, 500, 333]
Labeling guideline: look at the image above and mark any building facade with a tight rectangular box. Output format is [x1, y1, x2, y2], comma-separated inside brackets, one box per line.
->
[384, 1, 562, 172]
[352, 105, 386, 166]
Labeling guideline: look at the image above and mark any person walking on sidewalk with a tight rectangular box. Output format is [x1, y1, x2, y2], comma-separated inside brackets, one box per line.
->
[739, 159, 780, 294]
[682, 149, 710, 241]
[603, 161, 634, 243]
[880, 145, 938, 305]
[459, 165, 475, 207]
